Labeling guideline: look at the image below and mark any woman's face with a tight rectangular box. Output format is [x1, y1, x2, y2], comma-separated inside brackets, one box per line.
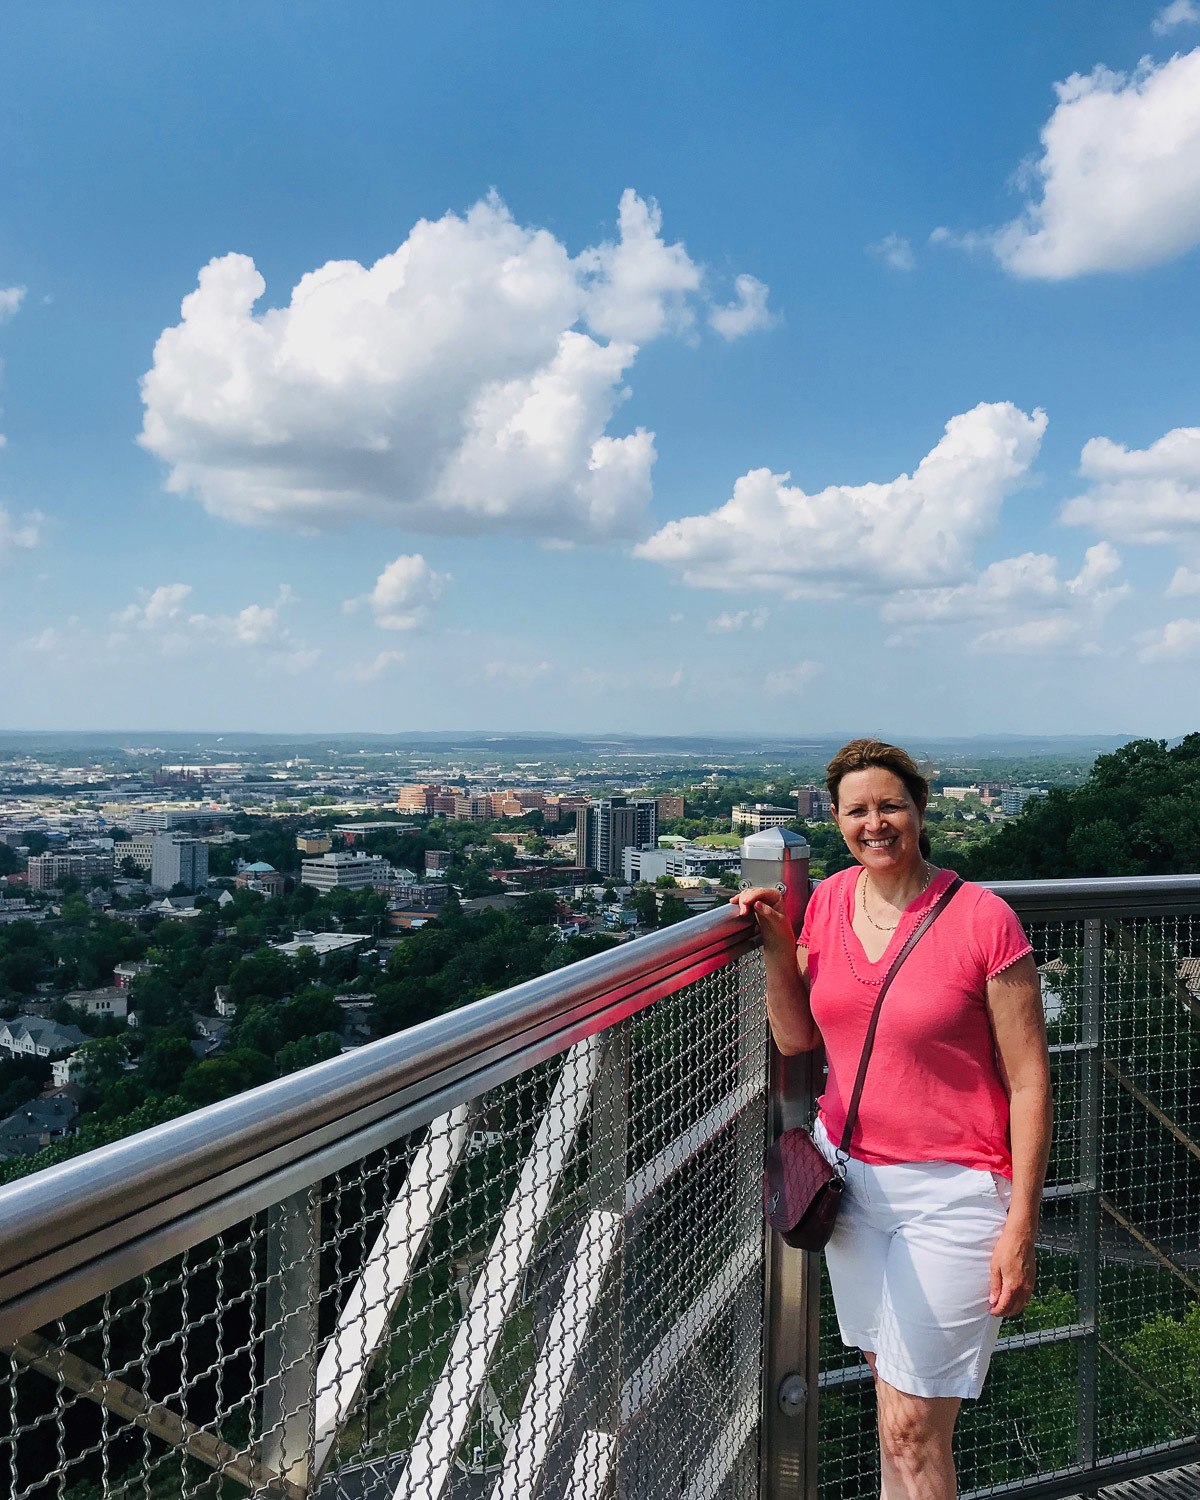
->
[833, 767, 925, 877]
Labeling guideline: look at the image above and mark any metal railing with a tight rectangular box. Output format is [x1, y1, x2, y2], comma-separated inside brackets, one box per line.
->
[0, 858, 1196, 1499]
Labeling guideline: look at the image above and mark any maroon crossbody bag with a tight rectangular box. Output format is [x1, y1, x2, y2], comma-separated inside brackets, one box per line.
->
[763, 875, 962, 1251]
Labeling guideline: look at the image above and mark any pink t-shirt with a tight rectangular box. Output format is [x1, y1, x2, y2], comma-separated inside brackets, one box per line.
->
[798, 866, 1032, 1176]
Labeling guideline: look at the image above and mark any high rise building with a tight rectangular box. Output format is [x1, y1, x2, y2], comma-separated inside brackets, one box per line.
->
[794, 787, 832, 820]
[150, 835, 209, 893]
[576, 797, 657, 878]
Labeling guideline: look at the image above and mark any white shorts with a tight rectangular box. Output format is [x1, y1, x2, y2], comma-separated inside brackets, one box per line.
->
[813, 1114, 1011, 1400]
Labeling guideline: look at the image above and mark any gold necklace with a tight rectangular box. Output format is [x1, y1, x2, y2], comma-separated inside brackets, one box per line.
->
[860, 863, 932, 933]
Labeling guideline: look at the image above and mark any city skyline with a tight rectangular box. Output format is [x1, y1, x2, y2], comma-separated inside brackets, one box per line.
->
[3, 4, 1200, 736]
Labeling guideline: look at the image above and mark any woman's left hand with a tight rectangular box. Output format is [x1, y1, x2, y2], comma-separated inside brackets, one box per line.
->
[989, 1222, 1036, 1317]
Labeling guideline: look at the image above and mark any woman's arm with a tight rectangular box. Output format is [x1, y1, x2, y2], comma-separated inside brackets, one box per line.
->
[730, 887, 819, 1053]
[985, 952, 1053, 1317]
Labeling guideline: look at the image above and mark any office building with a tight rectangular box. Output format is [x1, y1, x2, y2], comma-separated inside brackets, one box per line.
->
[1000, 788, 1046, 817]
[794, 787, 832, 820]
[300, 850, 392, 892]
[731, 804, 795, 832]
[150, 835, 209, 893]
[576, 797, 657, 878]
[26, 851, 115, 891]
[623, 842, 741, 884]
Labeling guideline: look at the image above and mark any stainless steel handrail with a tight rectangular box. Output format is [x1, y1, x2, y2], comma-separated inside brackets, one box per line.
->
[0, 901, 757, 1342]
[985, 873, 1200, 920]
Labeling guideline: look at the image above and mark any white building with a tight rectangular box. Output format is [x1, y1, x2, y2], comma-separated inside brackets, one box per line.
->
[300, 850, 392, 892]
[0, 1016, 86, 1060]
[731, 803, 795, 832]
[64, 987, 129, 1021]
[150, 834, 209, 893]
[271, 930, 371, 961]
[623, 843, 741, 885]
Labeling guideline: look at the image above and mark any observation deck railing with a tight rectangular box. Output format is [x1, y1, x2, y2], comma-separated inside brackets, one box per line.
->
[0, 850, 1196, 1500]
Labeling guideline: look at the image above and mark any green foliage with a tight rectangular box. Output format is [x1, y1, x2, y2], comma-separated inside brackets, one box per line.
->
[0, 1055, 52, 1115]
[276, 1032, 342, 1075]
[657, 894, 690, 927]
[180, 1048, 274, 1107]
[960, 735, 1200, 880]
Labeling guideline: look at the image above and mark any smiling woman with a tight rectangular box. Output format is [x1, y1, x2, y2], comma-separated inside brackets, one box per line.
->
[734, 737, 1052, 1500]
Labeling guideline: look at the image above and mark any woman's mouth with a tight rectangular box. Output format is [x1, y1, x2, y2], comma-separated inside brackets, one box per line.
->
[862, 836, 897, 850]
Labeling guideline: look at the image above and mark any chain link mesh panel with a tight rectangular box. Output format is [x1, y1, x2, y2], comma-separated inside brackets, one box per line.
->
[812, 909, 1200, 1500]
[0, 949, 768, 1500]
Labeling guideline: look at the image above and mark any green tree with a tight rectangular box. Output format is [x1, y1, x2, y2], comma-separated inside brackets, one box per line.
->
[275, 1033, 342, 1075]
[658, 895, 690, 928]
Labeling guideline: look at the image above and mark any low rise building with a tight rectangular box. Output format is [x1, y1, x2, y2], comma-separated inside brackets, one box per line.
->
[236, 861, 286, 897]
[271, 929, 371, 961]
[623, 843, 741, 884]
[0, 1016, 86, 1060]
[63, 987, 129, 1021]
[112, 960, 151, 989]
[296, 830, 332, 855]
[26, 851, 115, 890]
[300, 850, 392, 892]
[732, 803, 795, 832]
[0, 1095, 78, 1159]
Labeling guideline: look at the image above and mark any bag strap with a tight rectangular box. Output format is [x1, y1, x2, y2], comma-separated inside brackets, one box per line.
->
[835, 874, 962, 1164]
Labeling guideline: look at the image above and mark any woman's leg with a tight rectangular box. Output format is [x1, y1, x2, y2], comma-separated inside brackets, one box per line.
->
[864, 1353, 960, 1500]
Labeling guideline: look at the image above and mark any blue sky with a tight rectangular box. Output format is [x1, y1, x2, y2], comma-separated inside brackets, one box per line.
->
[3, 1, 1200, 736]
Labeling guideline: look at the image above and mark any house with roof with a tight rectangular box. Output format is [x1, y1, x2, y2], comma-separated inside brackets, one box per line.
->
[0, 1016, 86, 1061]
[0, 1095, 78, 1160]
[64, 986, 129, 1022]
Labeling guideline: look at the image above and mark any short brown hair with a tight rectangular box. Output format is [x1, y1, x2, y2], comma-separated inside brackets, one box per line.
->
[825, 739, 931, 857]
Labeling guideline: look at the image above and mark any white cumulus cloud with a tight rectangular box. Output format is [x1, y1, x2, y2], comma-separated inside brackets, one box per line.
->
[485, 659, 553, 685]
[970, 616, 1099, 656]
[708, 607, 769, 632]
[115, 582, 194, 627]
[1166, 564, 1200, 596]
[139, 190, 768, 542]
[941, 50, 1200, 278]
[635, 402, 1046, 596]
[0, 506, 42, 558]
[360, 554, 449, 631]
[1153, 0, 1200, 34]
[1062, 425, 1200, 542]
[868, 235, 916, 272]
[708, 274, 775, 338]
[1137, 617, 1200, 660]
[764, 661, 821, 697]
[346, 649, 406, 683]
[882, 543, 1128, 624]
[0, 286, 25, 323]
[885, 544, 1126, 655]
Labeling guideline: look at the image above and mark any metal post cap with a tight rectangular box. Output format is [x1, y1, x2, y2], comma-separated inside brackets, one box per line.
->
[739, 827, 810, 861]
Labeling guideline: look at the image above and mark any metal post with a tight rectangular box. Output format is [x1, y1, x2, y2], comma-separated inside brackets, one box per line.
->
[740, 829, 814, 1500]
[261, 1184, 321, 1488]
[1077, 919, 1104, 1481]
[588, 1025, 629, 1497]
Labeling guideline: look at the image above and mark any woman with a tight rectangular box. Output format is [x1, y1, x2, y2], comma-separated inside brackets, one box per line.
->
[734, 738, 1051, 1500]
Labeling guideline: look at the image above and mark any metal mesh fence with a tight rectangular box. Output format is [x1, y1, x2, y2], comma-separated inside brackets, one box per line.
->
[812, 909, 1200, 1500]
[0, 948, 769, 1500]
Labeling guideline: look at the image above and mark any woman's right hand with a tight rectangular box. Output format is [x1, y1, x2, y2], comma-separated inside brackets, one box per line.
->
[729, 886, 794, 947]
